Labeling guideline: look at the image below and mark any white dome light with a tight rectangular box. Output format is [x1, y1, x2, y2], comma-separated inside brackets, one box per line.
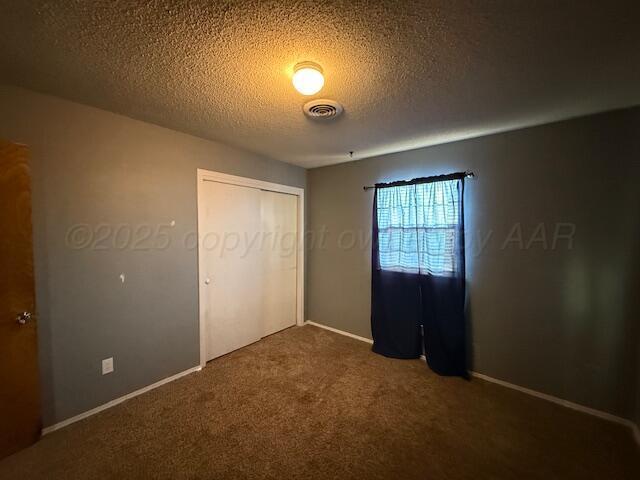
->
[292, 62, 324, 96]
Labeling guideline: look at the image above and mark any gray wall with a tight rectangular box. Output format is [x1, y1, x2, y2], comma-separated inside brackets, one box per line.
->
[307, 108, 640, 420]
[0, 85, 306, 426]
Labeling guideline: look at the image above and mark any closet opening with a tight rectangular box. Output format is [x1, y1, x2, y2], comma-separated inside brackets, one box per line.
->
[196, 169, 305, 367]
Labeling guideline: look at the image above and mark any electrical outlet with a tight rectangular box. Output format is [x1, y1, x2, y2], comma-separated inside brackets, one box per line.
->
[102, 357, 114, 375]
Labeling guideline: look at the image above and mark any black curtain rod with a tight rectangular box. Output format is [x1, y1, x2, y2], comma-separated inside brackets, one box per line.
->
[363, 171, 475, 191]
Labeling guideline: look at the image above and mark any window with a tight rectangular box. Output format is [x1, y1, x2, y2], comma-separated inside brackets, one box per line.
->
[376, 179, 461, 276]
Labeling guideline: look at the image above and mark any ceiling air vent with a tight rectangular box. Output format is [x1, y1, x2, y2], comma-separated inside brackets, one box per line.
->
[303, 99, 343, 120]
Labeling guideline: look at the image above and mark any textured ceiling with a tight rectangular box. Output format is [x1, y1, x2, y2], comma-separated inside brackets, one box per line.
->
[1, 1, 639, 168]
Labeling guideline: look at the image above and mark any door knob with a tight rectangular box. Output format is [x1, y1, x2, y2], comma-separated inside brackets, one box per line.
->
[16, 312, 32, 325]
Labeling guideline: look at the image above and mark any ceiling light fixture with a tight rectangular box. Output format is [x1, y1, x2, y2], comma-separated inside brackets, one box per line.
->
[292, 62, 324, 96]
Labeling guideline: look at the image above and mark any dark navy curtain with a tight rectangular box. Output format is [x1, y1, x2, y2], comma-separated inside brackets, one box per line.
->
[371, 174, 467, 377]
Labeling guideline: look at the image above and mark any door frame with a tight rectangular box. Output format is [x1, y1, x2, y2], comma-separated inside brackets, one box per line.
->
[196, 168, 305, 368]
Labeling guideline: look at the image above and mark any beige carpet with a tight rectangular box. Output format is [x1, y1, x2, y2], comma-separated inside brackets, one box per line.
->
[0, 325, 637, 479]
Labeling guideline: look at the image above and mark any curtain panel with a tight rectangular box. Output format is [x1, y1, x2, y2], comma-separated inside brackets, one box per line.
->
[371, 175, 468, 377]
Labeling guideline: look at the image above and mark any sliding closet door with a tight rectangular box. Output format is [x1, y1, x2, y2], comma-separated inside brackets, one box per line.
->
[201, 181, 263, 361]
[261, 190, 298, 337]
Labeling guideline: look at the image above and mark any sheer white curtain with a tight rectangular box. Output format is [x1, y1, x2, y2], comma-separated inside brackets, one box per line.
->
[376, 179, 461, 276]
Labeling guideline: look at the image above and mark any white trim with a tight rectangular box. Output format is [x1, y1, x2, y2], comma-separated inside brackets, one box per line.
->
[197, 169, 304, 197]
[42, 366, 201, 435]
[197, 169, 305, 368]
[304, 321, 640, 446]
[469, 371, 636, 428]
[305, 321, 373, 344]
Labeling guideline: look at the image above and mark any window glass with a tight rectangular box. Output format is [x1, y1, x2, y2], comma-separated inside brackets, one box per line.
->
[377, 179, 460, 276]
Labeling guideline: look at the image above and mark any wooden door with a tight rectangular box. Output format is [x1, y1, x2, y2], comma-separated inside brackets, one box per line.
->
[0, 140, 40, 458]
[200, 181, 264, 361]
[261, 190, 297, 337]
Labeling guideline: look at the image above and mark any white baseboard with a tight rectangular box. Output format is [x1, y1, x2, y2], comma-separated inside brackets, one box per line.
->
[305, 321, 374, 344]
[42, 365, 202, 435]
[469, 371, 636, 429]
[304, 321, 639, 447]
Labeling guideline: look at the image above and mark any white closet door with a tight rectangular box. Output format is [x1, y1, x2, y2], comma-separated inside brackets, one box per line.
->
[261, 190, 298, 337]
[201, 181, 263, 361]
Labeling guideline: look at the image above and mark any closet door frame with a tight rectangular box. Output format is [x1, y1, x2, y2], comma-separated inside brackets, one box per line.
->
[196, 168, 305, 368]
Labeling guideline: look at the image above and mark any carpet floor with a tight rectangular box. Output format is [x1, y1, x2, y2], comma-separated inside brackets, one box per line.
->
[0, 324, 638, 479]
